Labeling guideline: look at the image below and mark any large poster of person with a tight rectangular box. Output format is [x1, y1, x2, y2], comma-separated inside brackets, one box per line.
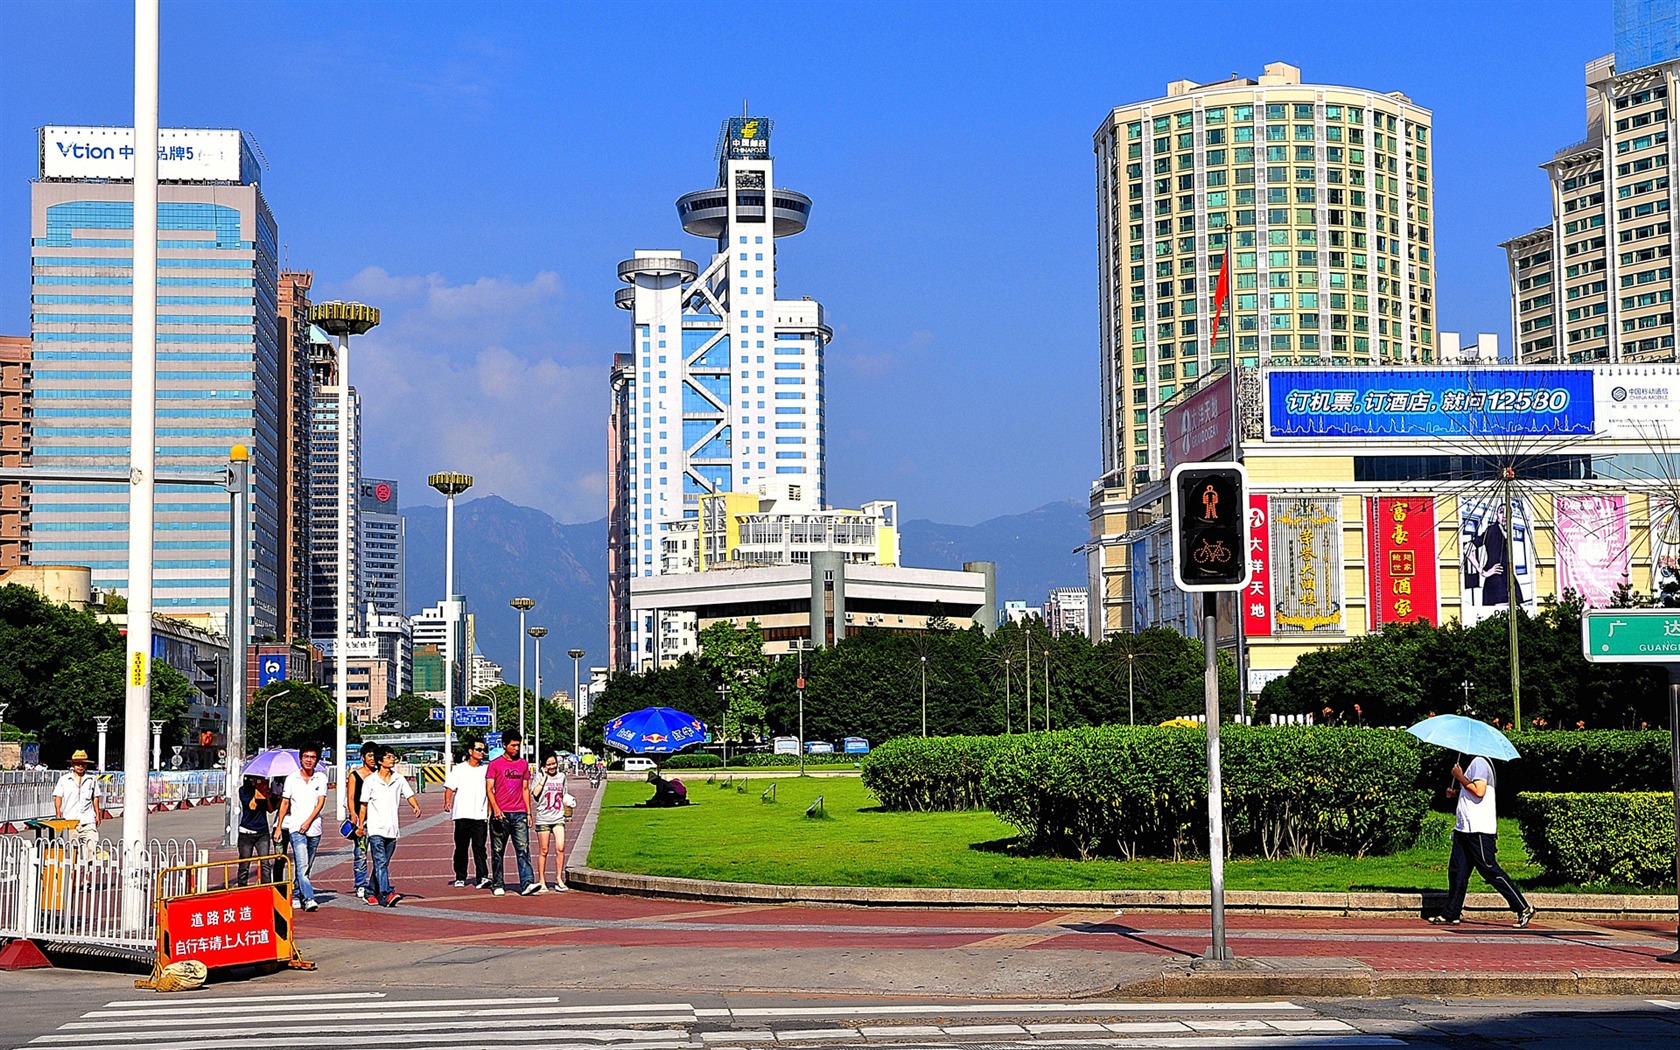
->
[1555, 494, 1630, 608]
[1458, 490, 1541, 626]
[1651, 495, 1680, 606]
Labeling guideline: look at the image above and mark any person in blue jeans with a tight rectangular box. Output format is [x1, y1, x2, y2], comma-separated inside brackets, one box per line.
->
[486, 733, 536, 896]
[271, 744, 329, 912]
[346, 742, 379, 899]
[359, 746, 421, 907]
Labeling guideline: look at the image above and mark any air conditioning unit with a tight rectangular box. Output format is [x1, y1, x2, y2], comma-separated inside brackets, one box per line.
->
[844, 613, 854, 623]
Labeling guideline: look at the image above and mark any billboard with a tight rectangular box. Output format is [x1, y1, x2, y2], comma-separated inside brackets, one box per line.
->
[1265, 365, 1680, 440]
[1367, 496, 1439, 629]
[1163, 372, 1233, 470]
[1458, 491, 1541, 626]
[1648, 496, 1679, 604]
[39, 126, 257, 184]
[1555, 494, 1630, 608]
[1270, 496, 1343, 634]
[724, 117, 771, 161]
[257, 653, 288, 687]
[1243, 494, 1273, 636]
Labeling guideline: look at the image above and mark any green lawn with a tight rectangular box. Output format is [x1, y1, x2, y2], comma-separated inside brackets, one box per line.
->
[586, 775, 1602, 894]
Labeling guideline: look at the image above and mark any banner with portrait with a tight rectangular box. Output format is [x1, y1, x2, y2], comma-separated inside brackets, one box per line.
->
[1458, 491, 1541, 626]
[1554, 494, 1630, 608]
[1367, 496, 1439, 629]
[1270, 495, 1343, 633]
[1651, 495, 1680, 606]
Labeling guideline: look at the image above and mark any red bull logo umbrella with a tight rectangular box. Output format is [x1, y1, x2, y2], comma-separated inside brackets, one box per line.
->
[604, 706, 708, 755]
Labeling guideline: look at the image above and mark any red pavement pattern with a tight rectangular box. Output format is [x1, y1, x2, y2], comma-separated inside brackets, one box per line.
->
[213, 777, 1679, 975]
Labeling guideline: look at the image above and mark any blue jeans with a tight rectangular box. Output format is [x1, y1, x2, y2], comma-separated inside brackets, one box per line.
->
[490, 812, 533, 889]
[285, 831, 321, 903]
[368, 835, 398, 898]
[352, 834, 370, 891]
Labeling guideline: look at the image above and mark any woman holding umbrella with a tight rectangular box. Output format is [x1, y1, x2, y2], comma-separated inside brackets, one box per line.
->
[1409, 715, 1536, 928]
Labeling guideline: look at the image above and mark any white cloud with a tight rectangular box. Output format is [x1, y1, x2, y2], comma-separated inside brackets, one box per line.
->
[318, 268, 607, 522]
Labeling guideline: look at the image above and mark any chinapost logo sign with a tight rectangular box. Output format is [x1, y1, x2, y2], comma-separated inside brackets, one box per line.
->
[1367, 496, 1438, 629]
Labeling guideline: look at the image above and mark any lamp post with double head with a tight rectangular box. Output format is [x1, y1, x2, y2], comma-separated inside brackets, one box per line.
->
[429, 471, 473, 772]
[511, 597, 535, 738]
[150, 719, 166, 773]
[310, 301, 380, 818]
[528, 627, 548, 762]
[568, 648, 586, 754]
[94, 715, 113, 772]
[0, 703, 7, 769]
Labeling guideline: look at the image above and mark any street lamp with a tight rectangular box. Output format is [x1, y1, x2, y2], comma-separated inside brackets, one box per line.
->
[312, 301, 380, 819]
[94, 715, 112, 772]
[429, 470, 474, 773]
[1459, 679, 1476, 714]
[150, 719, 166, 773]
[919, 654, 928, 738]
[261, 689, 293, 751]
[717, 684, 731, 767]
[511, 597, 535, 739]
[0, 703, 7, 770]
[793, 641, 810, 775]
[1127, 652, 1137, 727]
[528, 626, 548, 762]
[568, 648, 586, 754]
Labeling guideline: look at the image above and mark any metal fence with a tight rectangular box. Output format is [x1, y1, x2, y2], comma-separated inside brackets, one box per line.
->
[0, 834, 203, 951]
[0, 769, 230, 825]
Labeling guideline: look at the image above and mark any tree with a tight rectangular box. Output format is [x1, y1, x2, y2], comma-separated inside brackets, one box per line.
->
[252, 680, 334, 753]
[698, 621, 771, 743]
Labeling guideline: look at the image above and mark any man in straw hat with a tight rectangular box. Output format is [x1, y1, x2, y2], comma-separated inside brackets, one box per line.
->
[52, 749, 102, 851]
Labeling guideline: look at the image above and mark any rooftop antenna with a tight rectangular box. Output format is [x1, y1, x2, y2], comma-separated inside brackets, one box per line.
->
[743, 98, 749, 116]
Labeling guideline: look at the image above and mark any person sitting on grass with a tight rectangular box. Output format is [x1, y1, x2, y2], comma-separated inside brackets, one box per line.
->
[644, 770, 689, 807]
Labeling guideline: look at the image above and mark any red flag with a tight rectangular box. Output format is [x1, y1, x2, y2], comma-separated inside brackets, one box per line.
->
[1208, 245, 1231, 358]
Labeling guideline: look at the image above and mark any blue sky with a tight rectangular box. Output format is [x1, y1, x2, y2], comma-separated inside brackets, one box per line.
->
[0, 0, 1614, 525]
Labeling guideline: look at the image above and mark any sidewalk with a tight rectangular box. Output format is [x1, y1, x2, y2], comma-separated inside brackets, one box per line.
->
[31, 775, 1680, 999]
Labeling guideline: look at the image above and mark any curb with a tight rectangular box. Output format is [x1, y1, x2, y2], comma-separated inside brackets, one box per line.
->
[1117, 965, 1680, 998]
[568, 866, 1679, 922]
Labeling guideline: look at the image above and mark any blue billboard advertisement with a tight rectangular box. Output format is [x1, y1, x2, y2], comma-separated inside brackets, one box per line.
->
[257, 653, 288, 687]
[1266, 368, 1597, 439]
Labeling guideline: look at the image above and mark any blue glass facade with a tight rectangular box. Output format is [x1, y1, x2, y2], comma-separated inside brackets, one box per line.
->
[1616, 0, 1680, 73]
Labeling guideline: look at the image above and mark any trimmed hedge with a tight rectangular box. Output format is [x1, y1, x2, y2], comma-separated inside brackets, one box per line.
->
[1512, 792, 1677, 888]
[663, 754, 724, 769]
[980, 726, 1428, 861]
[860, 735, 1011, 811]
[1500, 731, 1673, 793]
[659, 753, 859, 770]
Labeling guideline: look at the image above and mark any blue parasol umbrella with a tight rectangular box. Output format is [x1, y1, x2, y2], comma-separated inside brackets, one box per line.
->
[603, 707, 708, 755]
[242, 748, 302, 779]
[1406, 714, 1520, 761]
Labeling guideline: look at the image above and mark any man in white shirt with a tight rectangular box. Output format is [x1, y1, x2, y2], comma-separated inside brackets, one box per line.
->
[359, 746, 420, 907]
[271, 744, 329, 912]
[52, 749, 101, 850]
[443, 740, 491, 888]
[1431, 754, 1535, 927]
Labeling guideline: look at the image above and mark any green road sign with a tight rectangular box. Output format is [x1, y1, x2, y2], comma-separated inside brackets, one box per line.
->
[1581, 609, 1680, 663]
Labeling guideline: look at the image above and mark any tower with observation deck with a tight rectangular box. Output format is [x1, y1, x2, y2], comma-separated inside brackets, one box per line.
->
[608, 116, 833, 672]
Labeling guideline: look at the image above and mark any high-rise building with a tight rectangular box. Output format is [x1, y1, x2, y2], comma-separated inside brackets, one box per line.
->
[1088, 66, 1435, 638]
[275, 271, 315, 642]
[307, 325, 361, 642]
[608, 115, 831, 670]
[0, 334, 30, 566]
[28, 126, 281, 632]
[1502, 5, 1680, 365]
[358, 476, 403, 619]
[1044, 587, 1089, 638]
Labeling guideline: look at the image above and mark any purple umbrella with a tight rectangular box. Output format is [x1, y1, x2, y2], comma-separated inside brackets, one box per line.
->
[242, 748, 301, 779]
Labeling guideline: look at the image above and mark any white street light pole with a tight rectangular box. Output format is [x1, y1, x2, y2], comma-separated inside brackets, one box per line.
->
[1127, 652, 1136, 727]
[261, 689, 292, 752]
[528, 627, 548, 760]
[0, 703, 7, 769]
[150, 720, 165, 773]
[795, 642, 807, 775]
[718, 684, 731, 767]
[429, 472, 473, 770]
[511, 597, 534, 739]
[224, 445, 250, 848]
[919, 655, 927, 737]
[123, 0, 161, 916]
[94, 716, 112, 772]
[568, 648, 585, 754]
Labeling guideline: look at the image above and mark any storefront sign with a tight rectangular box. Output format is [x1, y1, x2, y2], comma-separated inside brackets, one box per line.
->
[1164, 372, 1233, 469]
[1270, 496, 1343, 633]
[1367, 496, 1438, 629]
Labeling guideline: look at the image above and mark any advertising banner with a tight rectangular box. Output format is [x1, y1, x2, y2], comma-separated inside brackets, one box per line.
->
[1270, 496, 1343, 634]
[39, 126, 254, 183]
[1267, 368, 1594, 439]
[1650, 496, 1680, 604]
[1458, 491, 1541, 626]
[1243, 493, 1273, 636]
[1555, 494, 1631, 608]
[1367, 496, 1439, 629]
[1592, 367, 1680, 436]
[1130, 535, 1153, 631]
[1164, 372, 1233, 470]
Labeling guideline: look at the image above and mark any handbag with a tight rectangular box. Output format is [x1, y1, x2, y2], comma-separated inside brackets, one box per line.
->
[563, 791, 577, 820]
[340, 817, 357, 840]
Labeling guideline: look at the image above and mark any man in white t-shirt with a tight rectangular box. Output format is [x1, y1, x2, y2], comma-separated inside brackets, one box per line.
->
[271, 745, 329, 912]
[1431, 754, 1535, 927]
[52, 749, 101, 850]
[443, 740, 491, 888]
[359, 746, 421, 907]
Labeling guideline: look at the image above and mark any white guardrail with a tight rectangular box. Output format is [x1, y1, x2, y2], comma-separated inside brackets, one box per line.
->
[0, 834, 204, 951]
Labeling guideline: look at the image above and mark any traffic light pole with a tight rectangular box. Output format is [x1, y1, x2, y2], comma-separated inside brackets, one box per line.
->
[1202, 592, 1228, 961]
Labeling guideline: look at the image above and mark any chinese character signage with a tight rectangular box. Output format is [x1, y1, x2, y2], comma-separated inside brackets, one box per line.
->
[1163, 372, 1233, 470]
[1367, 496, 1438, 630]
[38, 126, 255, 184]
[1244, 494, 1273, 636]
[1458, 491, 1541, 626]
[1555, 494, 1630, 609]
[1270, 496, 1343, 633]
[163, 885, 282, 969]
[725, 117, 771, 161]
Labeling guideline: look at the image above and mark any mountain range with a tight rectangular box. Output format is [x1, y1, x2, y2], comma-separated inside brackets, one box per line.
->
[402, 496, 1089, 687]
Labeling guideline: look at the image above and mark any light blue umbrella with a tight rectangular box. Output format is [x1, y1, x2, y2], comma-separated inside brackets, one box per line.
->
[1406, 714, 1520, 760]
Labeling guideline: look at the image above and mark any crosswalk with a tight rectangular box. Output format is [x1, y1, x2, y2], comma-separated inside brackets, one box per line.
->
[18, 992, 1406, 1050]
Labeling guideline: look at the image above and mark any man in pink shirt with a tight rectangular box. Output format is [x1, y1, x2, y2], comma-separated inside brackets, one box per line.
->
[485, 732, 536, 896]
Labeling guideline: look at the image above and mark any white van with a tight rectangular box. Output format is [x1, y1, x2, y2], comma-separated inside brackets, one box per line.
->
[772, 736, 800, 756]
[621, 756, 657, 772]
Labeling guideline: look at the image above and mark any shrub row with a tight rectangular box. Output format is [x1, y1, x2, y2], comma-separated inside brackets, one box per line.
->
[859, 735, 1012, 811]
[1512, 792, 1677, 888]
[662, 753, 861, 770]
[663, 754, 723, 769]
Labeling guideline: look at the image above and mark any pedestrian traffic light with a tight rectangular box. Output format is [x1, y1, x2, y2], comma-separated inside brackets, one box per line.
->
[1170, 463, 1251, 592]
